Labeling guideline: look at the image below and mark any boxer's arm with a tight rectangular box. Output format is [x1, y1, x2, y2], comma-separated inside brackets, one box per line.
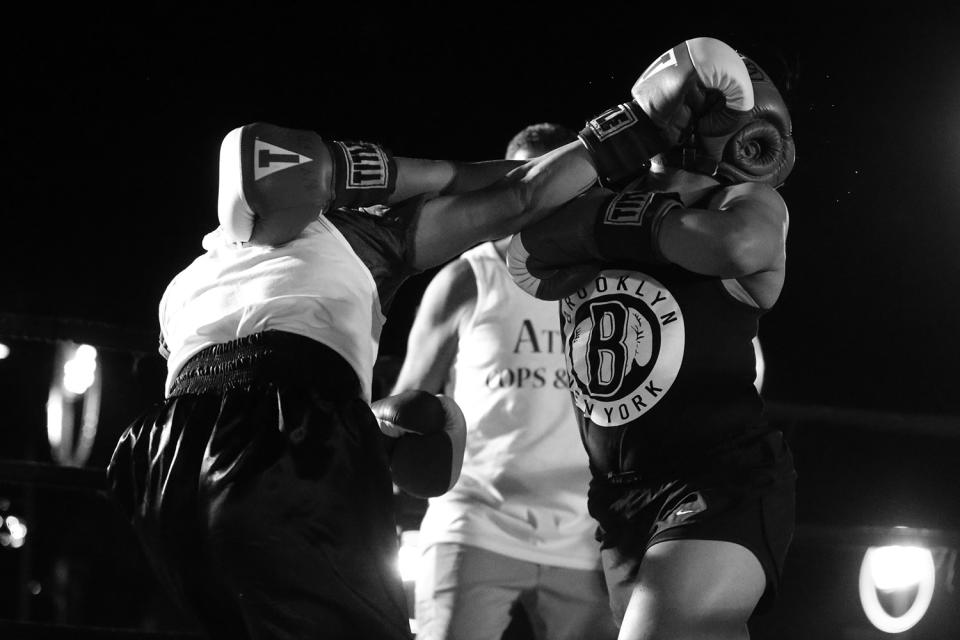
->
[658, 181, 788, 278]
[393, 158, 524, 201]
[218, 122, 523, 245]
[662, 181, 788, 309]
[390, 259, 477, 395]
[506, 179, 787, 304]
[408, 141, 599, 270]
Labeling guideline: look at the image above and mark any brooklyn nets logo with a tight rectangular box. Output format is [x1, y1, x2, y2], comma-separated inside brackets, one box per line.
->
[561, 270, 684, 427]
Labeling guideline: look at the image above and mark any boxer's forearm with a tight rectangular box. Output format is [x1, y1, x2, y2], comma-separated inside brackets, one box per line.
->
[391, 158, 523, 202]
[441, 159, 525, 195]
[391, 260, 474, 395]
[408, 141, 598, 270]
[507, 141, 597, 215]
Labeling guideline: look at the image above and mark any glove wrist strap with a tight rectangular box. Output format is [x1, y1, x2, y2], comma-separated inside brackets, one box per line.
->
[578, 101, 666, 190]
[327, 140, 398, 210]
[594, 190, 683, 264]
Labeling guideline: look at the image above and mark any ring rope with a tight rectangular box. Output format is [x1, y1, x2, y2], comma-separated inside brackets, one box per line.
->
[0, 619, 203, 639]
[0, 460, 107, 494]
[0, 312, 156, 355]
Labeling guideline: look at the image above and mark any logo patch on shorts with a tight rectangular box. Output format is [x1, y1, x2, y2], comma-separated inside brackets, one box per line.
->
[671, 492, 708, 522]
[561, 270, 684, 427]
[335, 141, 390, 190]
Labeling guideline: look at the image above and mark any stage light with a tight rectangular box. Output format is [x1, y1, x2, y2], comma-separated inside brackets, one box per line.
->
[859, 544, 936, 633]
[63, 344, 98, 395]
[0, 342, 9, 360]
[46, 388, 64, 449]
[46, 342, 102, 466]
[0, 514, 28, 549]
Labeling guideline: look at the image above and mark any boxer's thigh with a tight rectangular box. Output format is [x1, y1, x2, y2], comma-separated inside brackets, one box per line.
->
[621, 538, 764, 639]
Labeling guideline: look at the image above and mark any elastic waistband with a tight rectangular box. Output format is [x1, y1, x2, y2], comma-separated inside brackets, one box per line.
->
[169, 331, 361, 399]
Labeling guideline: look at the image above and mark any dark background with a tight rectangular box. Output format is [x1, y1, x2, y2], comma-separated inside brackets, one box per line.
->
[4, 6, 960, 416]
[1, 4, 959, 639]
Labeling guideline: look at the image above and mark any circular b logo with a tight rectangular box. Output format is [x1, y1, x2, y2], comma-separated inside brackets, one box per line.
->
[561, 270, 684, 427]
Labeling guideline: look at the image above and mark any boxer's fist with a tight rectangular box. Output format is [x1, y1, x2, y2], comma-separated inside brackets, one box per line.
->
[217, 122, 397, 245]
[507, 188, 682, 300]
[506, 191, 603, 301]
[580, 37, 754, 189]
[372, 390, 466, 498]
[632, 37, 753, 148]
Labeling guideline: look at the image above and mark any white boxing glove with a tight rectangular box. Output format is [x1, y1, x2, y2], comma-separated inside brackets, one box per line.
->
[578, 36, 754, 189]
[217, 122, 397, 245]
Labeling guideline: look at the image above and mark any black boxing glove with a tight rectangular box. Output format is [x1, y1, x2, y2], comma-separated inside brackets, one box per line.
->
[372, 390, 466, 498]
[716, 56, 796, 187]
[507, 188, 683, 300]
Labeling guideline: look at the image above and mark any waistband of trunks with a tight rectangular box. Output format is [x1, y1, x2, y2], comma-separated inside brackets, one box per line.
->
[169, 330, 361, 399]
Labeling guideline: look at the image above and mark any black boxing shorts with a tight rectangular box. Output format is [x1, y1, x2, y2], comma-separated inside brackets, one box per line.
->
[589, 429, 796, 620]
[107, 331, 412, 640]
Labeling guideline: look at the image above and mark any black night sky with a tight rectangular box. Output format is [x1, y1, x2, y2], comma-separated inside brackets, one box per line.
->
[2, 5, 960, 637]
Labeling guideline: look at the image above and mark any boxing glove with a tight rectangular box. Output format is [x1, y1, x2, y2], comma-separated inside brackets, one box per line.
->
[579, 37, 754, 189]
[715, 56, 796, 187]
[372, 390, 466, 498]
[659, 54, 796, 187]
[218, 122, 397, 245]
[507, 188, 683, 300]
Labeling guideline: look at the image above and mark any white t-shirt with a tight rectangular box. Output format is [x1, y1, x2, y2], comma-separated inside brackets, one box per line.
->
[159, 216, 385, 400]
[418, 242, 599, 570]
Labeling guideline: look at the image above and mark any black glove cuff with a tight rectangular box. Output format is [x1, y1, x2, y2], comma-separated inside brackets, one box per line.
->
[328, 140, 398, 209]
[594, 191, 683, 264]
[578, 101, 667, 190]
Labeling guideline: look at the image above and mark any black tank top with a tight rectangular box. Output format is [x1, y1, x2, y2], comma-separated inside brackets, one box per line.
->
[560, 251, 767, 479]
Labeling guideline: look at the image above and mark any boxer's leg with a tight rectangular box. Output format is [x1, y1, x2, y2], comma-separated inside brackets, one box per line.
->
[530, 563, 619, 640]
[613, 538, 764, 640]
[200, 391, 412, 640]
[415, 543, 534, 640]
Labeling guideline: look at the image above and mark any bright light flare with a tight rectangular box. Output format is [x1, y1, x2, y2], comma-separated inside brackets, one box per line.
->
[47, 341, 102, 466]
[397, 530, 421, 583]
[63, 344, 98, 395]
[859, 545, 936, 633]
[869, 545, 931, 590]
[0, 515, 28, 549]
[0, 343, 9, 360]
[46, 388, 64, 448]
